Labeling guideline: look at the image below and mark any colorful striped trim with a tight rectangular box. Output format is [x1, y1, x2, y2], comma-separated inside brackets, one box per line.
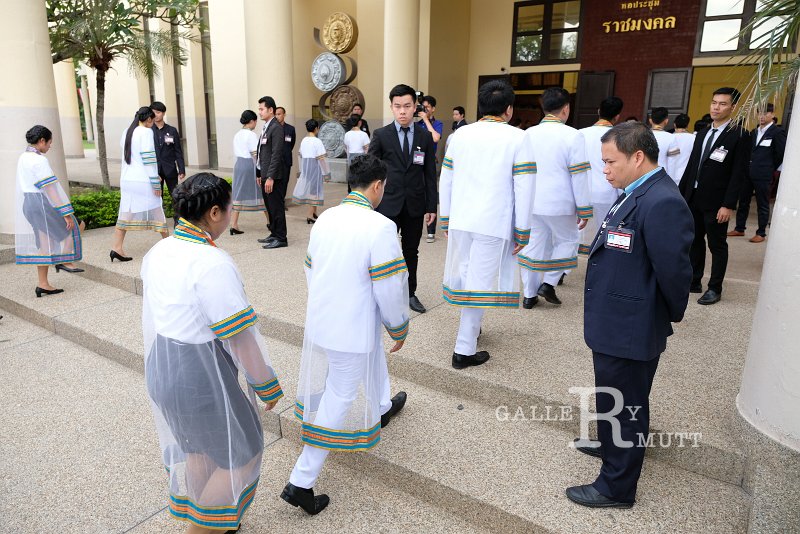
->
[141, 150, 157, 165]
[479, 116, 506, 123]
[168, 478, 257, 529]
[443, 285, 520, 308]
[209, 306, 258, 339]
[341, 191, 373, 210]
[576, 206, 594, 219]
[569, 162, 591, 175]
[250, 377, 284, 403]
[304, 253, 312, 269]
[442, 156, 453, 170]
[578, 243, 592, 255]
[518, 254, 578, 272]
[294, 401, 381, 451]
[232, 202, 266, 212]
[541, 114, 563, 124]
[315, 154, 326, 160]
[369, 257, 407, 281]
[34, 175, 58, 189]
[385, 319, 409, 341]
[513, 227, 531, 247]
[440, 215, 449, 231]
[54, 203, 74, 216]
[667, 148, 681, 157]
[513, 162, 537, 175]
[174, 218, 216, 247]
[115, 220, 168, 232]
[292, 196, 324, 206]
[149, 176, 161, 190]
[15, 218, 82, 265]
[594, 119, 613, 127]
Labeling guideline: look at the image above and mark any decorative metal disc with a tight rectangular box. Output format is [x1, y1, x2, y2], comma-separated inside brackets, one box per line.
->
[321, 12, 358, 54]
[318, 120, 346, 158]
[329, 85, 365, 124]
[311, 52, 346, 92]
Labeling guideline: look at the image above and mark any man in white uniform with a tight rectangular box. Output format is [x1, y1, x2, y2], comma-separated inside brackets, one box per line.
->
[576, 96, 624, 257]
[282, 154, 409, 515]
[519, 87, 592, 307]
[439, 80, 533, 369]
[668, 113, 696, 186]
[649, 106, 681, 174]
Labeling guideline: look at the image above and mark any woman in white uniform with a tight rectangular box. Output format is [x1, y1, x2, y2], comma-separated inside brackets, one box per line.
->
[142, 172, 283, 533]
[111, 106, 168, 261]
[14, 125, 84, 297]
[291, 119, 330, 223]
[343, 114, 370, 192]
[229, 110, 266, 235]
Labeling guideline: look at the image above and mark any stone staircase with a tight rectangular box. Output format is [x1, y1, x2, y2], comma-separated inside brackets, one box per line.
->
[0, 204, 761, 533]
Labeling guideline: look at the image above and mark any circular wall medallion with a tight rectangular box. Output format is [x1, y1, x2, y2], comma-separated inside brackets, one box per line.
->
[329, 85, 365, 124]
[321, 12, 358, 54]
[311, 52, 346, 92]
[318, 120, 346, 158]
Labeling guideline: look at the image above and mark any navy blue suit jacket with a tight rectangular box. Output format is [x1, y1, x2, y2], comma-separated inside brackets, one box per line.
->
[584, 169, 694, 361]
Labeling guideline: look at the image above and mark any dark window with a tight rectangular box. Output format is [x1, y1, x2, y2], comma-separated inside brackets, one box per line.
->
[511, 0, 581, 66]
[696, 0, 790, 56]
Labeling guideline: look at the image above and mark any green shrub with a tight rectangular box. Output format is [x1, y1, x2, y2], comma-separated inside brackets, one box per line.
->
[72, 187, 175, 229]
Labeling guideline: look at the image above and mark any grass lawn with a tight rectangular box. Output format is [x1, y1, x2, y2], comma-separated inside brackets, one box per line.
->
[82, 140, 95, 149]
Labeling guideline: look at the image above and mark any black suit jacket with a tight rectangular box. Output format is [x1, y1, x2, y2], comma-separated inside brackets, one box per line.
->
[256, 119, 284, 181]
[678, 123, 751, 211]
[585, 169, 693, 361]
[749, 124, 786, 181]
[360, 119, 370, 138]
[152, 123, 185, 178]
[281, 123, 296, 168]
[368, 122, 437, 218]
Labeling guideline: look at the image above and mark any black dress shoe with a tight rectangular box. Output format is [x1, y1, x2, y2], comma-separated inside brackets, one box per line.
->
[280, 482, 329, 515]
[689, 282, 703, 293]
[698, 289, 721, 305]
[573, 438, 602, 458]
[257, 236, 276, 244]
[558, 273, 566, 286]
[35, 287, 64, 298]
[230, 227, 244, 235]
[409, 295, 426, 313]
[522, 296, 539, 309]
[452, 351, 490, 369]
[537, 283, 561, 305]
[55, 264, 84, 273]
[381, 391, 407, 428]
[566, 484, 633, 509]
[263, 239, 288, 249]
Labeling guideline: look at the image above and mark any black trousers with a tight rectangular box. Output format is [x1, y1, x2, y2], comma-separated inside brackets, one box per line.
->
[263, 167, 289, 242]
[388, 204, 424, 296]
[160, 172, 179, 226]
[689, 201, 729, 293]
[592, 351, 660, 504]
[735, 178, 771, 236]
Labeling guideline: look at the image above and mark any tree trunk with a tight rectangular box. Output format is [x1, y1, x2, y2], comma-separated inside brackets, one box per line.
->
[95, 67, 110, 188]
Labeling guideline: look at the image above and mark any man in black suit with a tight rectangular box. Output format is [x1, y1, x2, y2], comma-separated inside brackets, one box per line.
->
[730, 103, 786, 243]
[275, 106, 296, 214]
[352, 103, 370, 137]
[567, 122, 693, 509]
[369, 84, 438, 313]
[255, 96, 287, 249]
[452, 106, 467, 131]
[150, 101, 185, 226]
[678, 87, 750, 305]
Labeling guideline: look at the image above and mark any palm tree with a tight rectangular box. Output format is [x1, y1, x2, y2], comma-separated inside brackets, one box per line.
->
[47, 0, 200, 187]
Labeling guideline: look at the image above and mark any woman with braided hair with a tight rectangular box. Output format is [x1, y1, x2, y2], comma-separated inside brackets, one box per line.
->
[142, 172, 283, 533]
[110, 106, 168, 262]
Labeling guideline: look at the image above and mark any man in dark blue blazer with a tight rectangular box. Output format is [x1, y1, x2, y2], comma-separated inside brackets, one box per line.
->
[566, 122, 693, 509]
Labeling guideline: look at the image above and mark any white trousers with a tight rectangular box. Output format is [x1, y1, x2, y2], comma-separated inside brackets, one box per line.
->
[520, 214, 579, 298]
[450, 232, 506, 355]
[289, 349, 392, 489]
[579, 201, 612, 255]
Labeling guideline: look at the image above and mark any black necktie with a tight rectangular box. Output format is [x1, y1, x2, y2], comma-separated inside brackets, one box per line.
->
[401, 126, 410, 162]
[699, 128, 718, 170]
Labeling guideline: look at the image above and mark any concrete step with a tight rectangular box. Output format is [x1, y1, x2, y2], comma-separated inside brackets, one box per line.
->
[0, 311, 489, 534]
[40, 221, 751, 486]
[279, 377, 750, 534]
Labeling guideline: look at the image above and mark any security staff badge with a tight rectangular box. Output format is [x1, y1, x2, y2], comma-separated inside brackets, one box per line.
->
[165, 133, 175, 145]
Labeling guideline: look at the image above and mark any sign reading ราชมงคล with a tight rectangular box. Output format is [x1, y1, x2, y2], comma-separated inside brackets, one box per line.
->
[605, 1, 677, 34]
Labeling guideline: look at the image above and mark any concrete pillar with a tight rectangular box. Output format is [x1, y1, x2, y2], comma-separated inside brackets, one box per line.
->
[54, 60, 85, 158]
[382, 0, 420, 125]
[0, 0, 69, 238]
[356, 0, 385, 129]
[149, 19, 178, 121]
[79, 72, 95, 143]
[179, 35, 209, 168]
[100, 55, 150, 162]
[735, 108, 800, 531]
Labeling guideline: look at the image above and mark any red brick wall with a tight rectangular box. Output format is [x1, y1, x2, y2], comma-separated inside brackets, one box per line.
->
[580, 0, 701, 120]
